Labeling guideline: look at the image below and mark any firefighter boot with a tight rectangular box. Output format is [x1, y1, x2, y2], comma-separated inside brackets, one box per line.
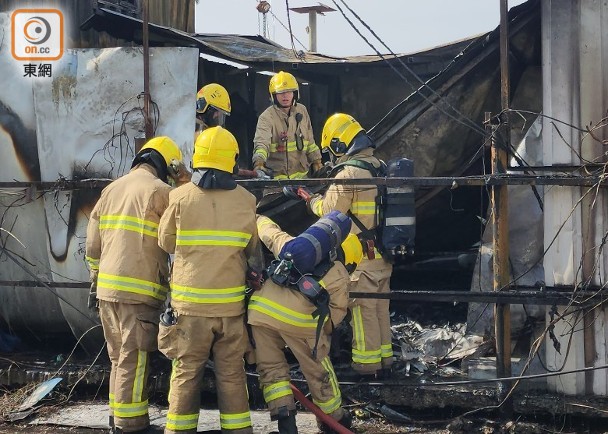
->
[318, 410, 353, 434]
[277, 413, 298, 434]
[275, 406, 298, 434]
[113, 427, 162, 434]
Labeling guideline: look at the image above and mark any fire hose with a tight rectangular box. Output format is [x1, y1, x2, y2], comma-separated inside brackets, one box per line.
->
[289, 383, 354, 434]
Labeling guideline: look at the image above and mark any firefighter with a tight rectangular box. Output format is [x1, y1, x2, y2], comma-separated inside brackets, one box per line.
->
[307, 113, 394, 377]
[86, 136, 190, 433]
[248, 211, 363, 434]
[195, 83, 231, 137]
[252, 71, 323, 180]
[157, 126, 260, 434]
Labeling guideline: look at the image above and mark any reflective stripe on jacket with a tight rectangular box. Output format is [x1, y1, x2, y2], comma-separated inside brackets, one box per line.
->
[158, 182, 259, 317]
[86, 164, 171, 307]
[247, 265, 349, 338]
[247, 216, 350, 337]
[252, 104, 320, 179]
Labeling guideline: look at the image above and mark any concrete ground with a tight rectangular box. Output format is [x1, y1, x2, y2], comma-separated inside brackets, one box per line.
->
[26, 403, 319, 432]
[0, 401, 446, 433]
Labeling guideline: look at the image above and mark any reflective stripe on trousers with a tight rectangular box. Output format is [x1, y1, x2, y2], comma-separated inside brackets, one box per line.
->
[381, 343, 393, 359]
[220, 411, 252, 430]
[166, 411, 199, 431]
[351, 305, 382, 365]
[312, 357, 342, 414]
[110, 350, 149, 419]
[263, 380, 293, 403]
[164, 315, 252, 433]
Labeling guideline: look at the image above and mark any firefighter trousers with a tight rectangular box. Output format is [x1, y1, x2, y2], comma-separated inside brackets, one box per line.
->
[349, 268, 393, 374]
[158, 314, 252, 434]
[99, 300, 159, 432]
[251, 325, 346, 422]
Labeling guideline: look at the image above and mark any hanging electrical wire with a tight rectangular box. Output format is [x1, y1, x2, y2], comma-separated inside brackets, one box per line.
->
[331, 0, 487, 137]
[270, 9, 308, 51]
[2, 248, 98, 325]
[284, 0, 305, 59]
[332, 0, 550, 212]
[253, 0, 307, 51]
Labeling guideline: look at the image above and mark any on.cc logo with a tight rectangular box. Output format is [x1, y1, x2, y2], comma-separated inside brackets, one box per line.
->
[23, 16, 52, 45]
[11, 9, 64, 61]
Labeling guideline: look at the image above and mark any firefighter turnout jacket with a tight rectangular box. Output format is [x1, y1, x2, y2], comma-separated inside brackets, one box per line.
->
[158, 182, 259, 315]
[252, 104, 320, 179]
[86, 164, 170, 306]
[248, 216, 350, 336]
[247, 216, 350, 421]
[85, 163, 171, 432]
[308, 148, 394, 374]
[157, 181, 259, 434]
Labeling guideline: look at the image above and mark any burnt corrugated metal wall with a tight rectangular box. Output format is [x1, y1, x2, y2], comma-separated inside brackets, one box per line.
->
[147, 0, 194, 33]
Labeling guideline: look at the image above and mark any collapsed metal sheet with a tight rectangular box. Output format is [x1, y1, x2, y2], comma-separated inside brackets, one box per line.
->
[0, 12, 71, 335]
[368, 0, 542, 252]
[467, 116, 545, 337]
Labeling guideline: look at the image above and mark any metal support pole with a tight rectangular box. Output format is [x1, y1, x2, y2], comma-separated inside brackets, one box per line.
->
[142, 0, 153, 142]
[494, 0, 513, 417]
[308, 11, 317, 52]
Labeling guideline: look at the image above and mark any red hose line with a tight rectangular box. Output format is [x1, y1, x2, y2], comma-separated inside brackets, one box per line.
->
[290, 383, 354, 434]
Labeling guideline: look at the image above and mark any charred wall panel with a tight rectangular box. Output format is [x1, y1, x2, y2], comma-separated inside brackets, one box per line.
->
[0, 38, 198, 348]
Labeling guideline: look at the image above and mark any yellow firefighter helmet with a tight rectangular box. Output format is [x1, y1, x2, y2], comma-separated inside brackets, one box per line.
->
[269, 71, 299, 97]
[320, 113, 364, 157]
[138, 136, 183, 166]
[192, 126, 239, 173]
[196, 83, 231, 115]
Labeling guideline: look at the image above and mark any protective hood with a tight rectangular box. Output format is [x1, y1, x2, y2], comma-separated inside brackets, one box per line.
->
[191, 168, 236, 190]
[346, 131, 375, 156]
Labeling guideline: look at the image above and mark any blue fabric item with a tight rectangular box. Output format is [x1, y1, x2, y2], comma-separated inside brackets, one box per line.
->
[279, 211, 351, 274]
[0, 330, 20, 352]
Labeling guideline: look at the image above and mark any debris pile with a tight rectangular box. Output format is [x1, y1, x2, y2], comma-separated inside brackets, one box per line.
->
[391, 320, 490, 376]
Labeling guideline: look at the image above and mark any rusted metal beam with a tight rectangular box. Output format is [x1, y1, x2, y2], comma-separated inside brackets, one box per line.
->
[0, 180, 113, 190]
[494, 0, 512, 416]
[0, 281, 89, 288]
[350, 289, 606, 306]
[1, 175, 607, 191]
[235, 175, 608, 188]
[507, 164, 608, 172]
[1, 280, 604, 306]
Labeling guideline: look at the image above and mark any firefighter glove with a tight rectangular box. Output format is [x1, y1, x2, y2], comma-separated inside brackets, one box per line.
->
[87, 281, 98, 310]
[311, 161, 333, 178]
[253, 160, 273, 179]
[246, 267, 264, 292]
[169, 160, 192, 186]
[282, 186, 313, 202]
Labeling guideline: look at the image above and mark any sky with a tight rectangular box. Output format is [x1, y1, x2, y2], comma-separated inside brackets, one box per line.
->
[195, 0, 529, 57]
